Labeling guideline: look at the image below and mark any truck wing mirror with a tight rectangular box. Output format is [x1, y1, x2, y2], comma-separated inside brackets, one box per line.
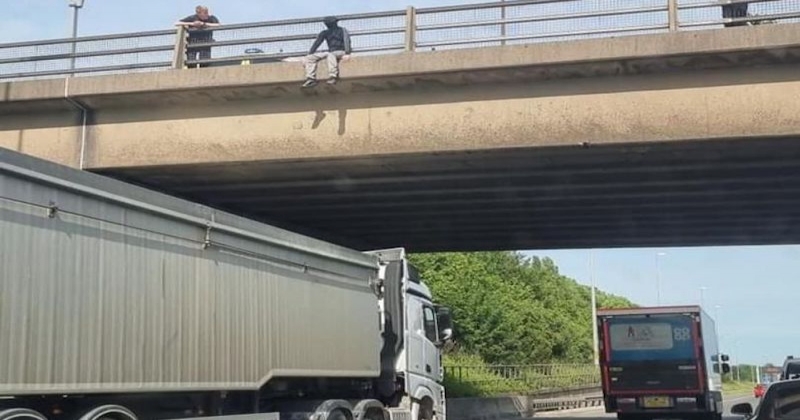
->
[723, 363, 732, 374]
[441, 328, 454, 343]
[721, 354, 730, 362]
[435, 306, 454, 345]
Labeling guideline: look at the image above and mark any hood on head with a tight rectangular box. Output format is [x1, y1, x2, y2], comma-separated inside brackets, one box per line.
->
[323, 16, 339, 28]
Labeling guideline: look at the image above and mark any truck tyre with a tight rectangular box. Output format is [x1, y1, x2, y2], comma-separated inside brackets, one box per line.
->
[77, 405, 137, 420]
[363, 408, 386, 420]
[417, 399, 434, 420]
[617, 414, 643, 420]
[353, 400, 386, 420]
[0, 409, 48, 420]
[328, 410, 350, 420]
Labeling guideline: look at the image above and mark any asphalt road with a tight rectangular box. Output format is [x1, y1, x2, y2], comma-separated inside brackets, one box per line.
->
[535, 395, 758, 419]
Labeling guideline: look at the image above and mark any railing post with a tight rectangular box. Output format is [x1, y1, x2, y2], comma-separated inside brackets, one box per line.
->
[172, 26, 188, 69]
[405, 6, 417, 52]
[500, 0, 507, 46]
[668, 0, 679, 31]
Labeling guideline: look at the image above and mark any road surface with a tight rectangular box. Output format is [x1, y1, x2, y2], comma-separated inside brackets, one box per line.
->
[535, 395, 757, 419]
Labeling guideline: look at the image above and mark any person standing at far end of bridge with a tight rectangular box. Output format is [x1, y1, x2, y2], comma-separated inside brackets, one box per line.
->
[302, 16, 352, 88]
[176, 6, 221, 68]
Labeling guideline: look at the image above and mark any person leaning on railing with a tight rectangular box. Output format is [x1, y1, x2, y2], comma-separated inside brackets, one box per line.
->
[175, 5, 221, 68]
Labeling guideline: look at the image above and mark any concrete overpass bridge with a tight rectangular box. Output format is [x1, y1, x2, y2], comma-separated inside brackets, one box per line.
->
[2, 0, 800, 251]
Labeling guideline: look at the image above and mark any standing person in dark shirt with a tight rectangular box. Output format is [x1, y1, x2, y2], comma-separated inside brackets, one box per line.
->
[721, 2, 749, 27]
[302, 16, 352, 88]
[175, 6, 221, 68]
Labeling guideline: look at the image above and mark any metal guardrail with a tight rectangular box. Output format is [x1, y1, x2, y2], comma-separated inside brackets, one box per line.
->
[0, 29, 176, 81]
[443, 363, 600, 391]
[2, 0, 799, 81]
[532, 395, 604, 412]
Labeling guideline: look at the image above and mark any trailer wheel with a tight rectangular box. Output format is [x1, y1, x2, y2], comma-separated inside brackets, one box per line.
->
[328, 409, 350, 420]
[0, 409, 48, 420]
[363, 408, 385, 420]
[77, 405, 137, 420]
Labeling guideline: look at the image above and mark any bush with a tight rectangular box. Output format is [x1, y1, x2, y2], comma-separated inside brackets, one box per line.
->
[443, 353, 531, 397]
[443, 353, 601, 398]
[410, 252, 634, 365]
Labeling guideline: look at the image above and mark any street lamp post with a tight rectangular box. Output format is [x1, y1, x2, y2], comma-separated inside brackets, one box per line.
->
[655, 252, 666, 305]
[699, 286, 708, 307]
[589, 250, 599, 365]
[68, 0, 86, 72]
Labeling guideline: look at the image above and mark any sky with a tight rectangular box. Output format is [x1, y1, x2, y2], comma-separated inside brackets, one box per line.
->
[5, 0, 795, 368]
[524, 245, 800, 367]
[3, 0, 493, 43]
[8, 0, 777, 43]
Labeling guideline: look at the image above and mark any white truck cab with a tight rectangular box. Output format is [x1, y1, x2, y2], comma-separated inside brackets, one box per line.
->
[371, 248, 451, 420]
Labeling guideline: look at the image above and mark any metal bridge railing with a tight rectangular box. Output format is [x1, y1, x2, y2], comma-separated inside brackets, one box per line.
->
[677, 0, 800, 30]
[179, 10, 408, 69]
[0, 29, 176, 81]
[2, 0, 800, 81]
[443, 363, 601, 392]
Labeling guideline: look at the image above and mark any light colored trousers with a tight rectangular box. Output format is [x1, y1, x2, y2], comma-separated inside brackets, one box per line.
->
[305, 51, 346, 80]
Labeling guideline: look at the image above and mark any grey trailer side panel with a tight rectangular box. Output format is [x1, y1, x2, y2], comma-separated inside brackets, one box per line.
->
[0, 149, 381, 395]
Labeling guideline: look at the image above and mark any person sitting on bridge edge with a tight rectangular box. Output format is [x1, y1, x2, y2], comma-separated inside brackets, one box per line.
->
[302, 16, 352, 88]
[176, 6, 221, 68]
[721, 2, 749, 27]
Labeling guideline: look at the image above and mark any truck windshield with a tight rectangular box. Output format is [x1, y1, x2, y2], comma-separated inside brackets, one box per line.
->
[607, 316, 696, 362]
[784, 363, 800, 380]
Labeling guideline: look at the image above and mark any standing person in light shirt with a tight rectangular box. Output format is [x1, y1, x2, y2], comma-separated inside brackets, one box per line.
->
[176, 6, 221, 68]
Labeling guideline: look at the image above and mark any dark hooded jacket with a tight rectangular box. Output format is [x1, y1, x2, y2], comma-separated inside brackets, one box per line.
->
[309, 16, 352, 54]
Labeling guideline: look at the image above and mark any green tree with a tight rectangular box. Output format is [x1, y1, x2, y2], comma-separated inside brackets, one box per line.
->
[409, 251, 635, 365]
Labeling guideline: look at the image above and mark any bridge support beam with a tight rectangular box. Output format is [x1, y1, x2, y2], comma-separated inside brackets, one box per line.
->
[2, 64, 799, 170]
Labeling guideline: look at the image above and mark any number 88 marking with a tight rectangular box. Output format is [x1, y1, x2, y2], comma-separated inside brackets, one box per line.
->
[673, 327, 691, 341]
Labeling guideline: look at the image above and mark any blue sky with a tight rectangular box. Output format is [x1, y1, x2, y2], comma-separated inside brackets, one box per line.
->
[3, 0, 492, 43]
[8, 0, 774, 43]
[6, 0, 794, 367]
[524, 245, 800, 366]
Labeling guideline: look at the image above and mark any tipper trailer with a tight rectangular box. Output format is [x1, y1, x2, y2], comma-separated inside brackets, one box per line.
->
[0, 149, 452, 420]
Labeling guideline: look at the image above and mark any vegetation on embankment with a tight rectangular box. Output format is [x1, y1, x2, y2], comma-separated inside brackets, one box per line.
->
[722, 381, 755, 397]
[409, 252, 635, 396]
[410, 251, 634, 364]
